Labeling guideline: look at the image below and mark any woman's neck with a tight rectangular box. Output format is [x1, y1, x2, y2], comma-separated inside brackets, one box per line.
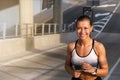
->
[78, 38, 92, 46]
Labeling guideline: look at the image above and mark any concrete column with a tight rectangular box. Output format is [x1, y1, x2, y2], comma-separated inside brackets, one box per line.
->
[53, 0, 63, 32]
[19, 0, 33, 37]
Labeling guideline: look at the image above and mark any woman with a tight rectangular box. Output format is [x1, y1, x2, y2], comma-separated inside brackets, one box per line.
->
[65, 15, 109, 80]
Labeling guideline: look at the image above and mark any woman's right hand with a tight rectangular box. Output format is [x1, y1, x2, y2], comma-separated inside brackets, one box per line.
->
[73, 70, 81, 78]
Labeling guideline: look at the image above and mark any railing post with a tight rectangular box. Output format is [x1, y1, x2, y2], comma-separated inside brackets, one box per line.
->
[63, 24, 66, 32]
[3, 23, 6, 39]
[15, 23, 18, 37]
[34, 24, 37, 36]
[31, 24, 34, 37]
[54, 23, 57, 34]
[26, 24, 28, 37]
[42, 23, 45, 35]
[48, 24, 51, 34]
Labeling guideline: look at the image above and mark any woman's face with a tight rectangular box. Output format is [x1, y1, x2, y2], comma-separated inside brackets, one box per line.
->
[76, 20, 93, 40]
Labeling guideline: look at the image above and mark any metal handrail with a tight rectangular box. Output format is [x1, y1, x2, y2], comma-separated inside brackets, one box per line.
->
[34, 23, 58, 35]
[0, 23, 58, 39]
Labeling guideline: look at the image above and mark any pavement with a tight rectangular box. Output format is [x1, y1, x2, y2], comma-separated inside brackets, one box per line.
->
[0, 44, 71, 80]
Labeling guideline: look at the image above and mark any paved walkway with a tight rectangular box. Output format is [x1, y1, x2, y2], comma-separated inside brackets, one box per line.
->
[0, 45, 71, 80]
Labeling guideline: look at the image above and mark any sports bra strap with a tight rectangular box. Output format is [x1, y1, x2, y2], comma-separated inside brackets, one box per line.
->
[92, 39, 94, 48]
[75, 39, 78, 49]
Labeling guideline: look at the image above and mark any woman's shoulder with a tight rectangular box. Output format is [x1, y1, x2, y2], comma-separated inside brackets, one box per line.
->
[67, 41, 76, 52]
[94, 40, 106, 55]
[94, 40, 105, 48]
[68, 41, 75, 48]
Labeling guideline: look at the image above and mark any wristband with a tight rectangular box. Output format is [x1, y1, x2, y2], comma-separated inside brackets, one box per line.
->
[91, 67, 97, 75]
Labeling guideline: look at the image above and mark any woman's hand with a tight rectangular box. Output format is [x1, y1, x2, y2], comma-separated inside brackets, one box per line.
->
[73, 70, 81, 78]
[79, 62, 97, 80]
[81, 62, 95, 73]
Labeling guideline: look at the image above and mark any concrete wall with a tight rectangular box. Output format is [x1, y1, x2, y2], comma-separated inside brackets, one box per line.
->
[0, 38, 26, 62]
[33, 34, 61, 50]
[34, 7, 53, 23]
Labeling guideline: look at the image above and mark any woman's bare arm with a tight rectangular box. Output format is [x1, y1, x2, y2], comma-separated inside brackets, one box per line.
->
[94, 41, 109, 76]
[65, 42, 81, 78]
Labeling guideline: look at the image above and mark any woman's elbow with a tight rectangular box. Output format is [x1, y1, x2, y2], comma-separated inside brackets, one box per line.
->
[105, 69, 109, 76]
[103, 69, 109, 77]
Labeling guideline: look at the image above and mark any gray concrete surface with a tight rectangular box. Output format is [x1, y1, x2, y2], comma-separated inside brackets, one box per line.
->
[0, 45, 71, 80]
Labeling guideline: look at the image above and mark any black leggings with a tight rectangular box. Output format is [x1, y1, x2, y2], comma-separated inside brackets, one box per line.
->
[71, 76, 102, 80]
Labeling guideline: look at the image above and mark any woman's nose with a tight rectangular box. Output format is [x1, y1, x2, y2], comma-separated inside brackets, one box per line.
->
[81, 29, 85, 33]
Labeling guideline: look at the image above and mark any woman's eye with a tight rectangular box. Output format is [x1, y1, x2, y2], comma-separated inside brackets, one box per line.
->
[84, 27, 88, 29]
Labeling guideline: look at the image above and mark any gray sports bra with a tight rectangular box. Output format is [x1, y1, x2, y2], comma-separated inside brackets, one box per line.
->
[71, 39, 99, 70]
